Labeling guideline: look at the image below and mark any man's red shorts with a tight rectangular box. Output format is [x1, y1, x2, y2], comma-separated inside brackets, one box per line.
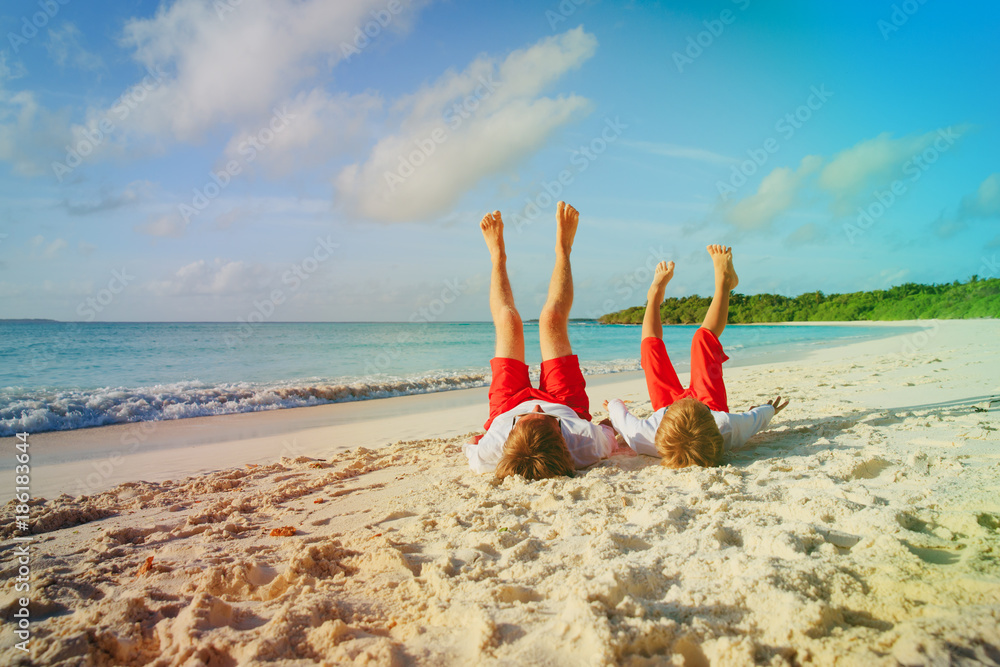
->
[484, 355, 592, 430]
[641, 328, 729, 413]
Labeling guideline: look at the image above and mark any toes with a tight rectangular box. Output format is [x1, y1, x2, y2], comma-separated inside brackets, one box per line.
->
[481, 211, 504, 228]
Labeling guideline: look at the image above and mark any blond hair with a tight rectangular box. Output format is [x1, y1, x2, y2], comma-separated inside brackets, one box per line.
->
[654, 398, 724, 468]
[495, 419, 574, 481]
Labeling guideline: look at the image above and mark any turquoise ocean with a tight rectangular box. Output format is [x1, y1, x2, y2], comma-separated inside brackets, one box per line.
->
[0, 321, 912, 436]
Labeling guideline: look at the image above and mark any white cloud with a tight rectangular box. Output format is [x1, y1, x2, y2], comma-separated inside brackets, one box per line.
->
[0, 88, 73, 176]
[724, 155, 822, 230]
[623, 141, 736, 166]
[879, 268, 911, 287]
[117, 0, 419, 142]
[720, 126, 969, 229]
[959, 173, 1000, 220]
[1, 1, 427, 178]
[335, 27, 597, 222]
[46, 23, 105, 72]
[818, 128, 967, 214]
[136, 213, 188, 238]
[30, 236, 68, 259]
[221, 88, 382, 178]
[931, 172, 1000, 238]
[0, 52, 27, 82]
[148, 258, 269, 295]
[63, 180, 153, 215]
[785, 222, 826, 247]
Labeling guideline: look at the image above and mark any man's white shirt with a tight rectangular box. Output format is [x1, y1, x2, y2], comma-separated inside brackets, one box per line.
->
[464, 400, 616, 474]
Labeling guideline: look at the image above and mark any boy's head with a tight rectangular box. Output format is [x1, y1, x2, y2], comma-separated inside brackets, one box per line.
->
[495, 412, 574, 481]
[655, 398, 724, 468]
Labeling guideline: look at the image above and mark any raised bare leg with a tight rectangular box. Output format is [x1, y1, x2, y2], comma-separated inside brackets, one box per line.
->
[481, 211, 525, 361]
[539, 201, 578, 361]
[702, 245, 739, 338]
[642, 260, 675, 341]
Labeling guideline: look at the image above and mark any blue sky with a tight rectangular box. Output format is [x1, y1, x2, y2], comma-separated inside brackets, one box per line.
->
[1, 0, 998, 322]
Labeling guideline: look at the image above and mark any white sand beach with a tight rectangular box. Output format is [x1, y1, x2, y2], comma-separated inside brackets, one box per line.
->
[2, 320, 999, 666]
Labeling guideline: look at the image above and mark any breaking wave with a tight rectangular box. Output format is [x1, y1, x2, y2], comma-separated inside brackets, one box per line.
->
[0, 358, 642, 436]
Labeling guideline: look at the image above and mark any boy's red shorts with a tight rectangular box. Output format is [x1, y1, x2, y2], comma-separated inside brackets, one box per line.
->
[484, 355, 592, 430]
[641, 328, 729, 413]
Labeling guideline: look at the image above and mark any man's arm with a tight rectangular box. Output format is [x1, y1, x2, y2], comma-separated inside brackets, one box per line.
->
[463, 423, 507, 473]
[562, 419, 617, 469]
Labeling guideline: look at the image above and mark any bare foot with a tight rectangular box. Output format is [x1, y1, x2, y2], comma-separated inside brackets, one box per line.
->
[555, 201, 578, 255]
[707, 244, 738, 290]
[481, 211, 506, 261]
[725, 247, 739, 290]
[650, 260, 675, 291]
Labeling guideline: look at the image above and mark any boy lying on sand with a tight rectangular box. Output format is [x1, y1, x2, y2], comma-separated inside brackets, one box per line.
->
[464, 202, 617, 480]
[605, 246, 789, 467]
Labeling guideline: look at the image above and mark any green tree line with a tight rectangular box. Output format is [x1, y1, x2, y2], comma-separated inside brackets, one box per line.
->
[598, 277, 1000, 325]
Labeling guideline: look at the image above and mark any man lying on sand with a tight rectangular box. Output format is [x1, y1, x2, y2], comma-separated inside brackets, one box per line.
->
[464, 202, 617, 480]
[605, 246, 789, 467]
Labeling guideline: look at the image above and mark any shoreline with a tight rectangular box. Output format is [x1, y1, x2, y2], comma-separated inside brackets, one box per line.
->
[2, 320, 934, 502]
[1, 321, 919, 441]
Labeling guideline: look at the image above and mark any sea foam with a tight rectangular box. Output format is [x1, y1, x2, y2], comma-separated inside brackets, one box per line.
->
[0, 360, 643, 436]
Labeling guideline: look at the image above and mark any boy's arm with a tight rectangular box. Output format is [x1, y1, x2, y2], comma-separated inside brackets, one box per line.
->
[597, 418, 637, 457]
[605, 399, 660, 457]
[726, 397, 788, 450]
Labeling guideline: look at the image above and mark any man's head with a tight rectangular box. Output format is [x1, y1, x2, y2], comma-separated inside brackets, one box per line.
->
[495, 406, 574, 481]
[654, 398, 724, 468]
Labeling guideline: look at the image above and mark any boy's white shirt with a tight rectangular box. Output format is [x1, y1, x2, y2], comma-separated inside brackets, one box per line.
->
[464, 400, 616, 474]
[606, 399, 775, 457]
